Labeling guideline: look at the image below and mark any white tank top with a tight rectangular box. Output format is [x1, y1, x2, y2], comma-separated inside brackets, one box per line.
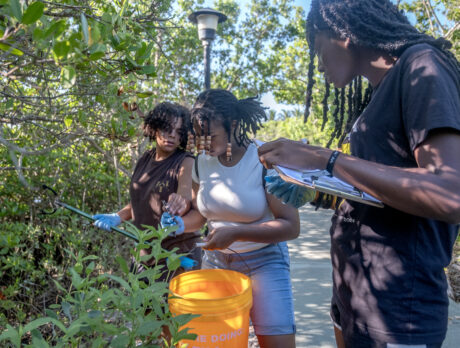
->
[192, 143, 275, 253]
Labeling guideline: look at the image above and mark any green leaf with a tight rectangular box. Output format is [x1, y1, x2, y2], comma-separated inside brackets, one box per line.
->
[136, 319, 162, 336]
[69, 268, 83, 289]
[173, 313, 200, 328]
[111, 334, 129, 348]
[64, 116, 73, 128]
[91, 337, 105, 348]
[110, 33, 121, 48]
[87, 310, 101, 319]
[0, 42, 23, 56]
[175, 328, 198, 342]
[61, 301, 72, 321]
[33, 27, 44, 40]
[24, 317, 55, 333]
[167, 255, 181, 271]
[0, 324, 20, 347]
[31, 329, 50, 348]
[53, 40, 71, 59]
[82, 255, 98, 261]
[65, 318, 88, 337]
[107, 274, 132, 292]
[89, 43, 106, 60]
[9, 0, 22, 21]
[81, 13, 89, 45]
[22, 2, 45, 25]
[116, 255, 129, 274]
[52, 279, 66, 292]
[119, 0, 129, 17]
[45, 309, 58, 320]
[60, 66, 76, 89]
[44, 19, 66, 38]
[89, 51, 105, 61]
[90, 23, 101, 44]
[140, 65, 155, 75]
[136, 91, 153, 98]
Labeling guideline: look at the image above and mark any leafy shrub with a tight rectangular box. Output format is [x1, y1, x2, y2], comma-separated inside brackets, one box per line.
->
[257, 109, 338, 148]
[0, 223, 198, 347]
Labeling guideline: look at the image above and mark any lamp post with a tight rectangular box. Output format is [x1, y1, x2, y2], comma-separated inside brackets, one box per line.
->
[189, 8, 227, 90]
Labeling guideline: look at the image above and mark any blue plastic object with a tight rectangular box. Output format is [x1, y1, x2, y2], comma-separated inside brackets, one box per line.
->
[264, 174, 316, 208]
[180, 256, 198, 270]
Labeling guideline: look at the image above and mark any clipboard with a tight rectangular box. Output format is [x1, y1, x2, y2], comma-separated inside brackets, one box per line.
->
[254, 139, 384, 208]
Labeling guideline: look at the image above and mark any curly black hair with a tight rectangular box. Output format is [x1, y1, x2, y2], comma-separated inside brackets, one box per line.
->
[305, 0, 460, 147]
[143, 102, 190, 148]
[190, 89, 267, 147]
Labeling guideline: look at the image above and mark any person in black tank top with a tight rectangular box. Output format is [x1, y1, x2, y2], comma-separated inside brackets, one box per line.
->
[93, 102, 201, 282]
[258, 1, 460, 347]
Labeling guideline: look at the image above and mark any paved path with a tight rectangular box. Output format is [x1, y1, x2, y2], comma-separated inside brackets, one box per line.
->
[286, 205, 460, 348]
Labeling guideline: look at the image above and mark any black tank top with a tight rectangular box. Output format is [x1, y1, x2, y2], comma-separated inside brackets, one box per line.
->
[129, 148, 200, 263]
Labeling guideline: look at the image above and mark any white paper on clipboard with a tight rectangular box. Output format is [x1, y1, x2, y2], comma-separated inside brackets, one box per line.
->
[254, 139, 384, 208]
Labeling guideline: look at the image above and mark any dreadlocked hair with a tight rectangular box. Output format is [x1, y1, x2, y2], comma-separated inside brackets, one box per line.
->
[305, 0, 460, 147]
[191, 89, 267, 147]
[143, 102, 190, 149]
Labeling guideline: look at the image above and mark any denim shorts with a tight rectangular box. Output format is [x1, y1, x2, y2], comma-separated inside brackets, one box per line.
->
[202, 242, 296, 336]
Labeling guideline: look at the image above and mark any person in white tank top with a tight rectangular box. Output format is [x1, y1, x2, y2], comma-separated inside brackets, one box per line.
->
[180, 89, 300, 348]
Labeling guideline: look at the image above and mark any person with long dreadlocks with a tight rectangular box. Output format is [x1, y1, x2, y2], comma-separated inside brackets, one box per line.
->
[92, 102, 202, 281]
[179, 89, 300, 348]
[258, 1, 460, 347]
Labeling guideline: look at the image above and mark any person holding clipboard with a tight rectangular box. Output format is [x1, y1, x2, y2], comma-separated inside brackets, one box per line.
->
[258, 1, 460, 347]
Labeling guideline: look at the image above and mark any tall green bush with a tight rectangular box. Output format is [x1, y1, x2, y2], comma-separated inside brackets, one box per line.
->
[0, 223, 198, 347]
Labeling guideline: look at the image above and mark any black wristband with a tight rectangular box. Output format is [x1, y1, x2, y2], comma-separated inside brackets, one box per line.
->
[326, 150, 340, 175]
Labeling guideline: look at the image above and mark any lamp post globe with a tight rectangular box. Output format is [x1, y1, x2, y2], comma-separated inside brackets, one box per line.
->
[189, 8, 227, 90]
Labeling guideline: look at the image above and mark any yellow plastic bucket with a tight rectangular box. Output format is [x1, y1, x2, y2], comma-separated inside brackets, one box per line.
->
[169, 269, 252, 348]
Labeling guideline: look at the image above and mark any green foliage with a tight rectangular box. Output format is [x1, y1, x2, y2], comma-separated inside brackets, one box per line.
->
[399, 0, 459, 58]
[1, 1, 458, 345]
[0, 223, 198, 347]
[257, 107, 337, 148]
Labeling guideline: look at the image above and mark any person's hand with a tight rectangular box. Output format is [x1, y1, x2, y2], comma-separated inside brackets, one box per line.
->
[258, 138, 330, 171]
[265, 175, 316, 208]
[166, 193, 189, 216]
[202, 226, 237, 250]
[160, 212, 185, 237]
[92, 213, 121, 231]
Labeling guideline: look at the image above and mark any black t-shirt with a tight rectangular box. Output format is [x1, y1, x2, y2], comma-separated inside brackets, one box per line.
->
[331, 44, 460, 344]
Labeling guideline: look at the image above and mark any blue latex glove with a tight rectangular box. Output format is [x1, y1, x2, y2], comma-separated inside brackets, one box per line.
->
[180, 256, 197, 270]
[160, 212, 185, 237]
[265, 174, 316, 208]
[92, 213, 121, 231]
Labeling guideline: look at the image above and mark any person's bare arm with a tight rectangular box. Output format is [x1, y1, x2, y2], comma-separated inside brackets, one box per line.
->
[258, 131, 460, 224]
[117, 203, 132, 221]
[203, 192, 300, 250]
[181, 180, 207, 232]
[167, 156, 194, 216]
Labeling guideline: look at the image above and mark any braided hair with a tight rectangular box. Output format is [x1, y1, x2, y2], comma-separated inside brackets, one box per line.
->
[305, 0, 460, 147]
[143, 102, 189, 148]
[191, 89, 267, 147]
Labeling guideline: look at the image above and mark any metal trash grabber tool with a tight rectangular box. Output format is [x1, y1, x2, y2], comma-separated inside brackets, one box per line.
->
[40, 184, 139, 242]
